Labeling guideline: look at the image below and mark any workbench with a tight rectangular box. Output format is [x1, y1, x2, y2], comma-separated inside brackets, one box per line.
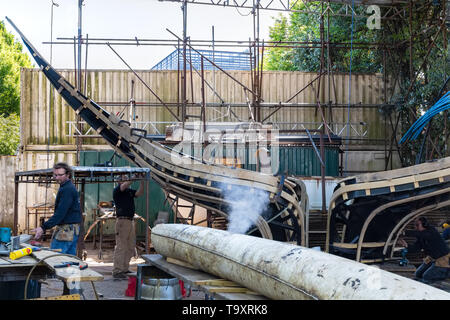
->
[0, 245, 103, 299]
[139, 254, 268, 300]
[84, 207, 145, 259]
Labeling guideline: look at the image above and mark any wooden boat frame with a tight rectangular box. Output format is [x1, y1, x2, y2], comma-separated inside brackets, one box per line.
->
[326, 157, 450, 262]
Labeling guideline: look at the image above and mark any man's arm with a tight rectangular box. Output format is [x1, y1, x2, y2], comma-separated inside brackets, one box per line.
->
[135, 179, 145, 197]
[33, 187, 73, 239]
[120, 180, 133, 192]
[403, 230, 425, 253]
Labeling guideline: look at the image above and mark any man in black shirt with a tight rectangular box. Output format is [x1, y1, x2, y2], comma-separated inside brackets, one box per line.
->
[112, 173, 144, 279]
[399, 217, 450, 284]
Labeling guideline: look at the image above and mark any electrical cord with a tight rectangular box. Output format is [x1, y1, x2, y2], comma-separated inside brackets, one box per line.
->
[400, 90, 450, 144]
[24, 252, 99, 300]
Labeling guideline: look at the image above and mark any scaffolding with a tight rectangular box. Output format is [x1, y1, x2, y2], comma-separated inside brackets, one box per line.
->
[151, 49, 251, 71]
[46, 0, 449, 172]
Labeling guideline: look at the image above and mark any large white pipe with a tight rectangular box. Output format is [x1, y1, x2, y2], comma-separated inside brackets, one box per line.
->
[151, 224, 450, 300]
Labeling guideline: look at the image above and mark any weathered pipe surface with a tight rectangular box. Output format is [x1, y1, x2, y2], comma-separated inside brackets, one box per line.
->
[151, 224, 450, 300]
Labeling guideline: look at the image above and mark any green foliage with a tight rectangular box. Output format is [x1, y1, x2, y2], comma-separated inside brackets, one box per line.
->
[392, 43, 450, 166]
[265, 1, 448, 164]
[0, 20, 32, 116]
[264, 3, 382, 72]
[0, 20, 32, 156]
[382, 3, 450, 165]
[264, 15, 297, 71]
[0, 113, 20, 155]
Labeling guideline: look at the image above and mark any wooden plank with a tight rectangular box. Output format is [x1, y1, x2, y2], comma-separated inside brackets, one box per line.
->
[32, 294, 81, 300]
[207, 286, 259, 294]
[0, 257, 12, 265]
[332, 242, 387, 249]
[143, 254, 219, 284]
[166, 257, 199, 270]
[330, 168, 450, 207]
[24, 245, 103, 282]
[0, 254, 37, 266]
[351, 157, 450, 184]
[194, 279, 241, 287]
[142, 254, 267, 300]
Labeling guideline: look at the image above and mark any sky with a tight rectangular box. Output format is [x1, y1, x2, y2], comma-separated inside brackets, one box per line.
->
[1, 0, 285, 70]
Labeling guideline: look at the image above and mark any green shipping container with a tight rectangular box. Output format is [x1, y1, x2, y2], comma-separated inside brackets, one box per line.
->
[277, 146, 340, 177]
[185, 143, 339, 176]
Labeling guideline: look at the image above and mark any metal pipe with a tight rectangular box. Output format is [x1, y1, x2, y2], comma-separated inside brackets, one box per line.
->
[106, 43, 181, 121]
[13, 175, 19, 235]
[151, 224, 450, 300]
[320, 126, 326, 214]
[84, 33, 88, 94]
[166, 28, 258, 96]
[182, 0, 188, 125]
[47, 42, 400, 51]
[201, 56, 206, 138]
[96, 101, 392, 109]
[77, 0, 83, 91]
[145, 172, 149, 254]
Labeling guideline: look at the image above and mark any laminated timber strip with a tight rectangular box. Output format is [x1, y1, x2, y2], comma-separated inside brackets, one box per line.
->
[130, 141, 303, 243]
[326, 157, 450, 263]
[9, 18, 306, 246]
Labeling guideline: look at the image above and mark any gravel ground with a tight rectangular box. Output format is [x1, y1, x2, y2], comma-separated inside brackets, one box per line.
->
[38, 242, 205, 300]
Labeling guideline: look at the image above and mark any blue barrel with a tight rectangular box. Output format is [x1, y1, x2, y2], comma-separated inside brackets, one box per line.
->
[0, 228, 11, 243]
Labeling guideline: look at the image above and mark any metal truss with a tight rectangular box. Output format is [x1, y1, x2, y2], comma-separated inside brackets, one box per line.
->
[159, 0, 408, 20]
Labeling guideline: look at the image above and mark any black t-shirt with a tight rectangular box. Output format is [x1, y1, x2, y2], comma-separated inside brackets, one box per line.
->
[113, 185, 137, 218]
[405, 227, 450, 259]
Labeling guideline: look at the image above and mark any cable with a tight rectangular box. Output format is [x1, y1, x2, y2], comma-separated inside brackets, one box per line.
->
[399, 91, 450, 144]
[24, 252, 98, 300]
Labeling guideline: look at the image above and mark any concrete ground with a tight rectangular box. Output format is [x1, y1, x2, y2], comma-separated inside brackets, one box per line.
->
[38, 241, 205, 300]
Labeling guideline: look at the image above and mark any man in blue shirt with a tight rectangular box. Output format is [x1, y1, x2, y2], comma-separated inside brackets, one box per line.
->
[33, 162, 82, 256]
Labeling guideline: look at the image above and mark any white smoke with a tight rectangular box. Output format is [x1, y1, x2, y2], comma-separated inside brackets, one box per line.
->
[220, 181, 270, 234]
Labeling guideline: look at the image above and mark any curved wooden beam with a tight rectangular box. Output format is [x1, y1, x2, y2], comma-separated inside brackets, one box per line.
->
[355, 187, 450, 261]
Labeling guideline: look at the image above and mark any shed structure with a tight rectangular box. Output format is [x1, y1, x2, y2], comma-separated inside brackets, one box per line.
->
[13, 166, 152, 254]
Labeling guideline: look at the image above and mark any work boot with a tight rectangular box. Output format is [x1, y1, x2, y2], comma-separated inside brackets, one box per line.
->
[113, 272, 127, 280]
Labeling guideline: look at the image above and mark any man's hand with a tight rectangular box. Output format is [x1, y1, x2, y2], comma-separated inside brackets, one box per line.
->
[397, 238, 407, 248]
[33, 227, 44, 240]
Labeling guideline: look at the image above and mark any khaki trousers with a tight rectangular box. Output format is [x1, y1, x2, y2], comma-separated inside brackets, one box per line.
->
[113, 218, 135, 274]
